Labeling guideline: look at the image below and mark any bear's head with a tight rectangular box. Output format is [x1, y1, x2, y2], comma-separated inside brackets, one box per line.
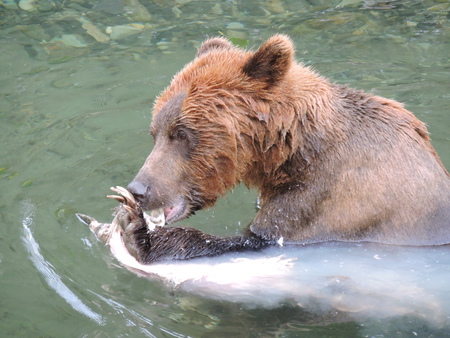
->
[128, 35, 308, 224]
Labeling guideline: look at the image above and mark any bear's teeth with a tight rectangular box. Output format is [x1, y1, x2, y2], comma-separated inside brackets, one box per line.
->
[144, 208, 165, 230]
[277, 236, 284, 247]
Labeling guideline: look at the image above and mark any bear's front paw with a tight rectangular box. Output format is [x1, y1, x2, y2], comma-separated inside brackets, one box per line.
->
[132, 225, 274, 264]
[132, 226, 219, 263]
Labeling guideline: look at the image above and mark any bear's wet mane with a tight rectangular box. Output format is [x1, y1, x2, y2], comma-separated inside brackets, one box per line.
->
[126, 34, 450, 261]
[152, 35, 346, 201]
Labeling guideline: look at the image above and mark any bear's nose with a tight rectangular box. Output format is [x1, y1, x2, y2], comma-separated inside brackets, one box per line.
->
[127, 180, 148, 199]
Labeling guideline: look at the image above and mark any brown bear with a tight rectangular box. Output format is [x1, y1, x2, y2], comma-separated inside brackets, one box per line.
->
[126, 35, 450, 264]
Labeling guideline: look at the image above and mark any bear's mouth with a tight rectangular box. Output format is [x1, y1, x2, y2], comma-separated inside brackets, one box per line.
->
[161, 198, 188, 224]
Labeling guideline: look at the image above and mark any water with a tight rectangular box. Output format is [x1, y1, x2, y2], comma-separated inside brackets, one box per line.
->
[1, 0, 450, 336]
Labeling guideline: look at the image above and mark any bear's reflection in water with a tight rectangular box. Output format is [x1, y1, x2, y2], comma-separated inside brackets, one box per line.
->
[111, 232, 450, 326]
[76, 190, 450, 328]
[77, 201, 450, 327]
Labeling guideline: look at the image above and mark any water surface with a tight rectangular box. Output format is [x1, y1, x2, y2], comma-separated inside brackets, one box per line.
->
[1, 0, 450, 336]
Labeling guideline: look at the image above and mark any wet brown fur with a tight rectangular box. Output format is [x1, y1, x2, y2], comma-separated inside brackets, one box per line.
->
[131, 35, 450, 247]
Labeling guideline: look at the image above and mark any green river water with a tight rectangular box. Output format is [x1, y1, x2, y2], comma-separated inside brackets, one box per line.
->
[1, 0, 450, 337]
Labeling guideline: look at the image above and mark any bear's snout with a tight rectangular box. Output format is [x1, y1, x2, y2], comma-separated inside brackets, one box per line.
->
[127, 180, 149, 201]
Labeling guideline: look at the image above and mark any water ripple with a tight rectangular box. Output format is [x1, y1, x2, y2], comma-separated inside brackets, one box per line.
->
[21, 200, 105, 325]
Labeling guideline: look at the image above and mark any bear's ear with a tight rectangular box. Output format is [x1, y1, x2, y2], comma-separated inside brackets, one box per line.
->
[196, 37, 234, 58]
[243, 34, 293, 86]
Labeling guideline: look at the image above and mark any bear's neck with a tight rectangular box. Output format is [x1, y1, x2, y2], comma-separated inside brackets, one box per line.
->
[238, 69, 345, 198]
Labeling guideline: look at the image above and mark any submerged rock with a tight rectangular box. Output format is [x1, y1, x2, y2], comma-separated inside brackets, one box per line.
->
[78, 17, 110, 43]
[106, 24, 144, 41]
[18, 24, 51, 42]
[18, 0, 37, 11]
[124, 0, 152, 22]
[54, 34, 88, 48]
[2, 0, 19, 10]
[41, 40, 90, 63]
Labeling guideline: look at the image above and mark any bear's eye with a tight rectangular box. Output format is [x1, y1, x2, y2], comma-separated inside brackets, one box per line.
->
[177, 130, 187, 140]
[171, 129, 188, 141]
